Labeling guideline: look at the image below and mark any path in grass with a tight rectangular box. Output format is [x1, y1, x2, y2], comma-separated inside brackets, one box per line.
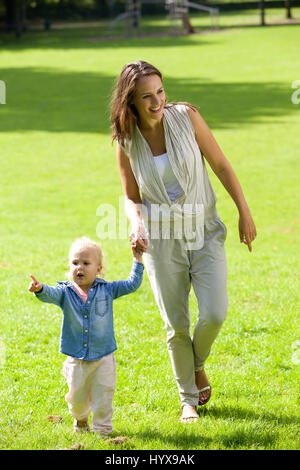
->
[0, 19, 299, 450]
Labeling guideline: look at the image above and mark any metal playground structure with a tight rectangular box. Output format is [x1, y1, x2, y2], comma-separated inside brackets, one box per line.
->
[109, 0, 219, 36]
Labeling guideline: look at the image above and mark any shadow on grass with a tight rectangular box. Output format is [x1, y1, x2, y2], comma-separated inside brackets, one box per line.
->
[1, 20, 299, 50]
[121, 424, 277, 450]
[116, 426, 214, 449]
[0, 30, 213, 51]
[0, 67, 297, 134]
[199, 404, 299, 426]
[115, 402, 300, 449]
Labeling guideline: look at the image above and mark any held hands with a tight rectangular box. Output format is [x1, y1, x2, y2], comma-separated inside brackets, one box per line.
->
[130, 223, 148, 263]
[28, 274, 43, 293]
[131, 245, 143, 263]
[239, 209, 257, 252]
[130, 224, 148, 252]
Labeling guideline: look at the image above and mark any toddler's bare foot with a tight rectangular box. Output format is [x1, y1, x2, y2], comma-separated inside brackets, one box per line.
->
[74, 419, 90, 433]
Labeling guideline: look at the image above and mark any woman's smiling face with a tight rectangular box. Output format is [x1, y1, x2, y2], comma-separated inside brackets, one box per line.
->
[131, 74, 166, 127]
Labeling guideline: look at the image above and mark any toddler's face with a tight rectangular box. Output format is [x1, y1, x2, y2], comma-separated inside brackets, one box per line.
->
[69, 246, 101, 289]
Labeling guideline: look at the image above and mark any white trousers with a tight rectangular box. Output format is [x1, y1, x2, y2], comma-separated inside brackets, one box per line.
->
[62, 353, 116, 434]
[144, 216, 228, 406]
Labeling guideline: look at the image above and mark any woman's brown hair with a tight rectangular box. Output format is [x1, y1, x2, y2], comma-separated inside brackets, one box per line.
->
[110, 61, 164, 146]
[110, 60, 196, 146]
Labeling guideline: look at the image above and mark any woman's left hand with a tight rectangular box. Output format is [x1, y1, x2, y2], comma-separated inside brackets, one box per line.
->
[238, 209, 257, 252]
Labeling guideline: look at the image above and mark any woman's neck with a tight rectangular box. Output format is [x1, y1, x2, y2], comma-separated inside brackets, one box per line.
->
[138, 117, 163, 133]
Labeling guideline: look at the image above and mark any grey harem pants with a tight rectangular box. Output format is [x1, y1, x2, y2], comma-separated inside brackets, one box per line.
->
[143, 214, 228, 407]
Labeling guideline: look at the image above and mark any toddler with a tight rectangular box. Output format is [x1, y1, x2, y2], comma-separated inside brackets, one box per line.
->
[28, 236, 144, 436]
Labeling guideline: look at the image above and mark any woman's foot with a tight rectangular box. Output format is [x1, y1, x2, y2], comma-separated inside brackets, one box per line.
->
[195, 369, 211, 406]
[180, 405, 199, 423]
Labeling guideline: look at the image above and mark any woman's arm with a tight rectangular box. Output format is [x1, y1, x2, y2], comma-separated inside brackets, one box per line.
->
[187, 108, 257, 252]
[116, 143, 148, 252]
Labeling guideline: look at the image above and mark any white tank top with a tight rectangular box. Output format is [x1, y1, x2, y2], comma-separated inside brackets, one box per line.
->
[154, 153, 183, 202]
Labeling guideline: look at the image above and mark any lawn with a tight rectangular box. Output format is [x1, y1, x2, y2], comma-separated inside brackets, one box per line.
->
[0, 11, 299, 450]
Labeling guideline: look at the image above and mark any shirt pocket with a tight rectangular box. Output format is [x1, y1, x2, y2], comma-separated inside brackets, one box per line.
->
[95, 296, 109, 317]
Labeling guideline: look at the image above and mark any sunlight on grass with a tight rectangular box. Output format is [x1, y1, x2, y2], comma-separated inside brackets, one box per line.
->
[0, 12, 299, 450]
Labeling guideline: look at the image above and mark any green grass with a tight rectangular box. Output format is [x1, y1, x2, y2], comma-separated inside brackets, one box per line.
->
[0, 11, 299, 450]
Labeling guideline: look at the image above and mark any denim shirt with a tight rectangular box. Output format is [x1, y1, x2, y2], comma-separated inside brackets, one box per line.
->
[35, 261, 144, 360]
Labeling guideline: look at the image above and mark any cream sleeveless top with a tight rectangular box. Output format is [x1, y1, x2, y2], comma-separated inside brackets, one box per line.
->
[120, 104, 217, 249]
[153, 152, 183, 202]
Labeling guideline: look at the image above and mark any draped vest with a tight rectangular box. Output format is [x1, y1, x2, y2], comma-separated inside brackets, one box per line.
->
[120, 104, 217, 250]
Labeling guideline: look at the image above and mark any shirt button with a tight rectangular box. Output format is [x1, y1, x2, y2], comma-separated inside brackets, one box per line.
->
[87, 301, 90, 304]
[85, 329, 88, 333]
[84, 315, 88, 318]
[84, 344, 87, 347]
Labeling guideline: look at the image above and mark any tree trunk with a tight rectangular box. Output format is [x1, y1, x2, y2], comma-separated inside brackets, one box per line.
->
[4, 0, 26, 36]
[181, 12, 195, 34]
[15, 0, 22, 37]
[259, 0, 265, 26]
[285, 0, 292, 19]
[4, 0, 15, 32]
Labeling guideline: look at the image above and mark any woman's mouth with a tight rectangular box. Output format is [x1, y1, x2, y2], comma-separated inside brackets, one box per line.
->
[150, 105, 163, 114]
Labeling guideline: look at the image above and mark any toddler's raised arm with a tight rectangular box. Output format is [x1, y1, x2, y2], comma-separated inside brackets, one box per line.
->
[28, 274, 43, 293]
[28, 274, 64, 308]
[110, 260, 144, 300]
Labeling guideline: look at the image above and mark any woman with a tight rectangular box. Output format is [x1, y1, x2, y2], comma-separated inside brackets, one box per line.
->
[110, 61, 256, 422]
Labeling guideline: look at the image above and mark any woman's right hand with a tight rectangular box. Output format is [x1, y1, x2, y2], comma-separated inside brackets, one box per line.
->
[129, 224, 148, 253]
[28, 274, 43, 293]
[116, 143, 148, 253]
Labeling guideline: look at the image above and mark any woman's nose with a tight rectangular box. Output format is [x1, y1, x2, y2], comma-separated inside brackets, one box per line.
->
[151, 96, 159, 106]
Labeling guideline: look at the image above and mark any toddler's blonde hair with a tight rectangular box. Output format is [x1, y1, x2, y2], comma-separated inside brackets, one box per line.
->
[69, 236, 105, 278]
